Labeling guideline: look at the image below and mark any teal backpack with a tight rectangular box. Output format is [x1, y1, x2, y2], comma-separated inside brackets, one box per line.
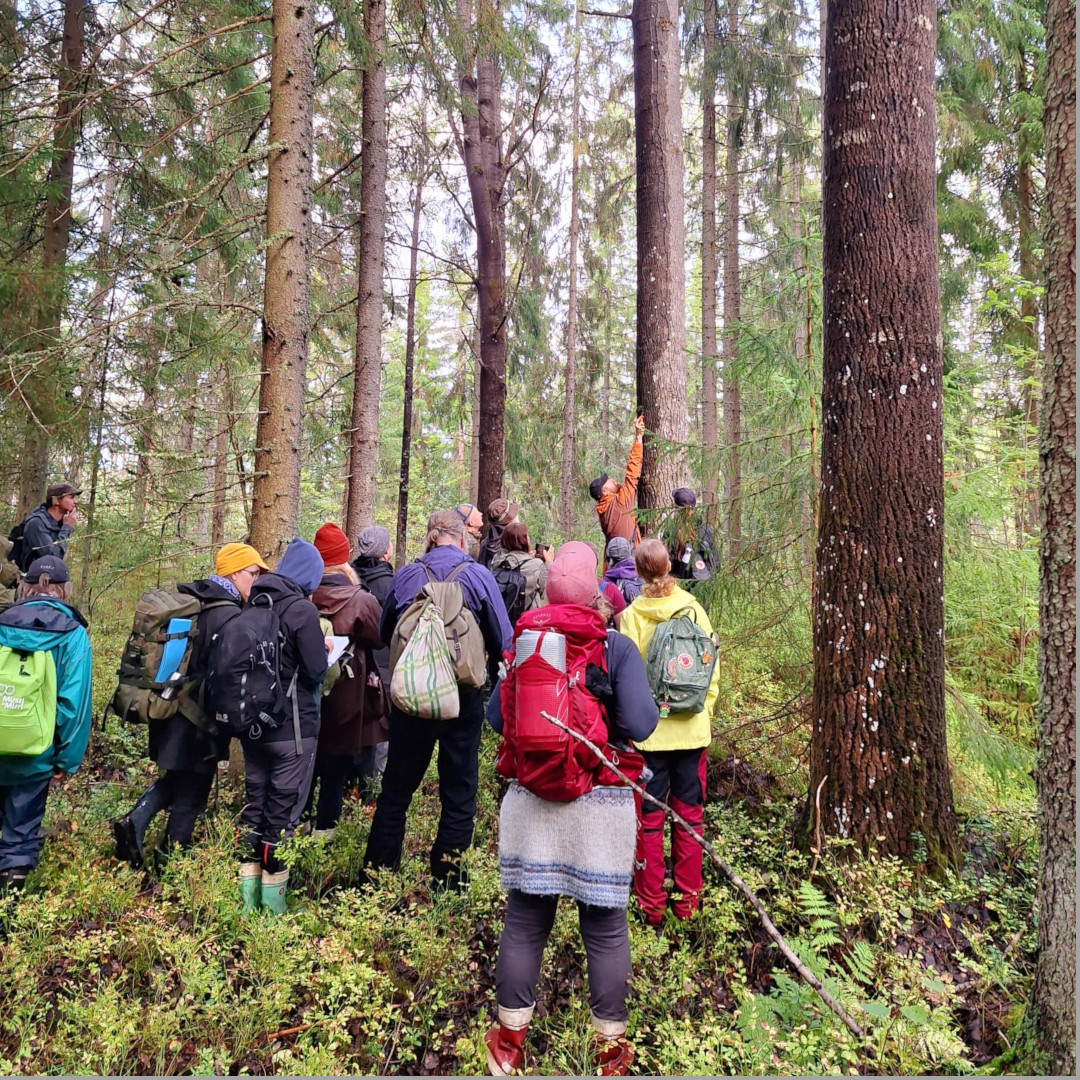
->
[0, 644, 57, 756]
[644, 606, 718, 716]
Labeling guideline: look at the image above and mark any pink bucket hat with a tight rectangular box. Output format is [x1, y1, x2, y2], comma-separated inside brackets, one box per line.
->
[545, 541, 600, 605]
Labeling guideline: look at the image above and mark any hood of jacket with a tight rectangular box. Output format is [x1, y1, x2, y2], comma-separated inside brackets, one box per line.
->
[248, 571, 307, 608]
[275, 537, 324, 594]
[178, 578, 241, 606]
[0, 597, 87, 650]
[624, 586, 699, 624]
[604, 559, 641, 583]
[355, 557, 393, 579]
[313, 572, 361, 618]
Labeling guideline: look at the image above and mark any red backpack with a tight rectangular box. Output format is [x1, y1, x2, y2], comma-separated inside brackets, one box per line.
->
[495, 604, 642, 801]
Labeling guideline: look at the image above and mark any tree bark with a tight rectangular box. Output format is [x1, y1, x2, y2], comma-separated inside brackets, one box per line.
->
[560, 4, 582, 541]
[249, 0, 315, 560]
[469, 316, 482, 507]
[457, 0, 507, 515]
[721, 0, 741, 555]
[632, 0, 688, 508]
[808, 0, 960, 874]
[19, 0, 88, 515]
[1032, 0, 1075, 1068]
[396, 130, 425, 571]
[345, 0, 388, 540]
[701, 0, 719, 517]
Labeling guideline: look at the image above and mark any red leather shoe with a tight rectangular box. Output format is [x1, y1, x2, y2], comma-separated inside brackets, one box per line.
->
[484, 1022, 529, 1075]
[596, 1037, 635, 1076]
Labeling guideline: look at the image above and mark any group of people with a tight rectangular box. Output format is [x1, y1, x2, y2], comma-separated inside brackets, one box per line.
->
[0, 420, 721, 1075]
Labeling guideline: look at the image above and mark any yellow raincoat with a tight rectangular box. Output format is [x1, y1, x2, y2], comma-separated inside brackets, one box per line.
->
[619, 586, 719, 752]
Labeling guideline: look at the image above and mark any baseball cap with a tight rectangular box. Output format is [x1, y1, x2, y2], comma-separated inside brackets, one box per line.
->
[605, 536, 633, 562]
[588, 474, 610, 501]
[25, 555, 70, 583]
[46, 482, 81, 502]
[488, 498, 520, 525]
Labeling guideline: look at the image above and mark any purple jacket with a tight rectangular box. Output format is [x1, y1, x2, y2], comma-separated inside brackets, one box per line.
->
[380, 545, 514, 683]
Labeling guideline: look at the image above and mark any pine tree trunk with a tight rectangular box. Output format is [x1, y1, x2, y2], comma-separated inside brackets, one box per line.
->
[808, 0, 960, 874]
[249, 0, 315, 560]
[632, 0, 688, 508]
[560, 7, 582, 541]
[397, 133, 425, 571]
[19, 0, 87, 515]
[345, 0, 388, 540]
[1032, 0, 1075, 1067]
[701, 0, 719, 518]
[458, 0, 507, 515]
[721, 0, 741, 555]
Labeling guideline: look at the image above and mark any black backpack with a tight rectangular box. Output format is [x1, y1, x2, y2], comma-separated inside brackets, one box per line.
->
[491, 564, 528, 628]
[7, 519, 28, 573]
[207, 593, 303, 751]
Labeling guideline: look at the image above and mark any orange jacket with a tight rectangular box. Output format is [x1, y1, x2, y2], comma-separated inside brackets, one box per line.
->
[597, 440, 642, 545]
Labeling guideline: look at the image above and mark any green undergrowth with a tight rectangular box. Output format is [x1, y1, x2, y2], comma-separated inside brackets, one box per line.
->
[0, 713, 1038, 1076]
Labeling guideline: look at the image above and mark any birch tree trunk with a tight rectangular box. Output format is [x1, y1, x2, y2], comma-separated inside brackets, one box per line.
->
[249, 0, 315, 559]
[632, 0, 688, 508]
[345, 0, 388, 539]
[808, 0, 960, 874]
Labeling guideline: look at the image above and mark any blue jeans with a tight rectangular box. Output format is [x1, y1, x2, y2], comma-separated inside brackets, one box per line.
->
[0, 774, 52, 872]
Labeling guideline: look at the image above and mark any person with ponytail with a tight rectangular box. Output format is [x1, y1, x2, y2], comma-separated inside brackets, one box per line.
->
[619, 539, 720, 926]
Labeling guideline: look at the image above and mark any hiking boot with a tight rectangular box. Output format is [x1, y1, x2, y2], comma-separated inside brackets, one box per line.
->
[595, 1037, 635, 1076]
[112, 815, 144, 870]
[260, 868, 289, 915]
[240, 862, 261, 913]
[484, 1016, 530, 1075]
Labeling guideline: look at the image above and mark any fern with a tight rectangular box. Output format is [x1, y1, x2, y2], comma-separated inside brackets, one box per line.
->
[845, 939, 878, 986]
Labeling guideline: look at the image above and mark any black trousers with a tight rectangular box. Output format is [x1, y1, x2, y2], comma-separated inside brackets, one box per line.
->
[363, 691, 484, 882]
[240, 736, 317, 870]
[127, 769, 215, 848]
[496, 889, 632, 1022]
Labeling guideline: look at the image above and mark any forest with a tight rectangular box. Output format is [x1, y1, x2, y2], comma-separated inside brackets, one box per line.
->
[0, 0, 1074, 1072]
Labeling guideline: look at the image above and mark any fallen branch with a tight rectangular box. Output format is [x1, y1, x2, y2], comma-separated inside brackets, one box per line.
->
[809, 774, 827, 875]
[538, 712, 866, 1042]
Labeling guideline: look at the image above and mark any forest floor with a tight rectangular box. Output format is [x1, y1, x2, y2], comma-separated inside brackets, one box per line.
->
[0, 588, 1041, 1076]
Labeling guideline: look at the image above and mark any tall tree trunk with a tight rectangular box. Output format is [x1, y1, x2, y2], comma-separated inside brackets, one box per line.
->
[249, 0, 315, 559]
[345, 0, 388, 540]
[632, 0, 688, 508]
[397, 131, 425, 570]
[19, 0, 88, 515]
[721, 0, 741, 555]
[701, 0, 719, 518]
[457, 0, 507, 514]
[560, 5, 582, 541]
[808, 0, 960, 873]
[1032, 0, 1075, 1068]
[469, 318, 481, 506]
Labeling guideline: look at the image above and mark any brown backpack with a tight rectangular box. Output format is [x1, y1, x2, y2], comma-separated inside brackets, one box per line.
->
[389, 564, 487, 692]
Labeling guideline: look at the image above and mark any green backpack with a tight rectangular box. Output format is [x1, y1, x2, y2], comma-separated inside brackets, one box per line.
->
[0, 645, 57, 756]
[644, 606, 718, 716]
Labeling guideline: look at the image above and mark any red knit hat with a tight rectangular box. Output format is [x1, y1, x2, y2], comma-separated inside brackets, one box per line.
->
[313, 522, 351, 566]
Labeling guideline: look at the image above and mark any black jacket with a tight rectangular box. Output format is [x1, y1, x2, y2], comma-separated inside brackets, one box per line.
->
[148, 579, 241, 773]
[18, 505, 73, 569]
[244, 573, 328, 744]
[476, 522, 506, 569]
[353, 558, 394, 606]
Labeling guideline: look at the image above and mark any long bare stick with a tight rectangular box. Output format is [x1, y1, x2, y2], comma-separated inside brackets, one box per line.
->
[538, 712, 865, 1041]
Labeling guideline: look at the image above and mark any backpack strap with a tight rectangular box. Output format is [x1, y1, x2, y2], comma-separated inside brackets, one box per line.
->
[287, 672, 301, 755]
[445, 562, 469, 584]
[672, 605, 699, 623]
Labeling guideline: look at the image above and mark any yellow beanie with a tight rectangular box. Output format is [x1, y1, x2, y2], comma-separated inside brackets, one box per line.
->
[215, 543, 270, 577]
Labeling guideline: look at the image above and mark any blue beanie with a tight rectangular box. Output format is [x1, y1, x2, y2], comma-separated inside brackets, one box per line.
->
[275, 537, 325, 594]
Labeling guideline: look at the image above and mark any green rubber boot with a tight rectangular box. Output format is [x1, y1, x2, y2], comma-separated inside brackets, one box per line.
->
[261, 869, 289, 915]
[240, 862, 261, 913]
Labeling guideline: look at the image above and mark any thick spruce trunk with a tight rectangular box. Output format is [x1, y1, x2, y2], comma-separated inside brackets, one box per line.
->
[346, 0, 388, 539]
[1032, 0, 1075, 1069]
[808, 0, 960, 874]
[250, 0, 314, 559]
[632, 0, 688, 508]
